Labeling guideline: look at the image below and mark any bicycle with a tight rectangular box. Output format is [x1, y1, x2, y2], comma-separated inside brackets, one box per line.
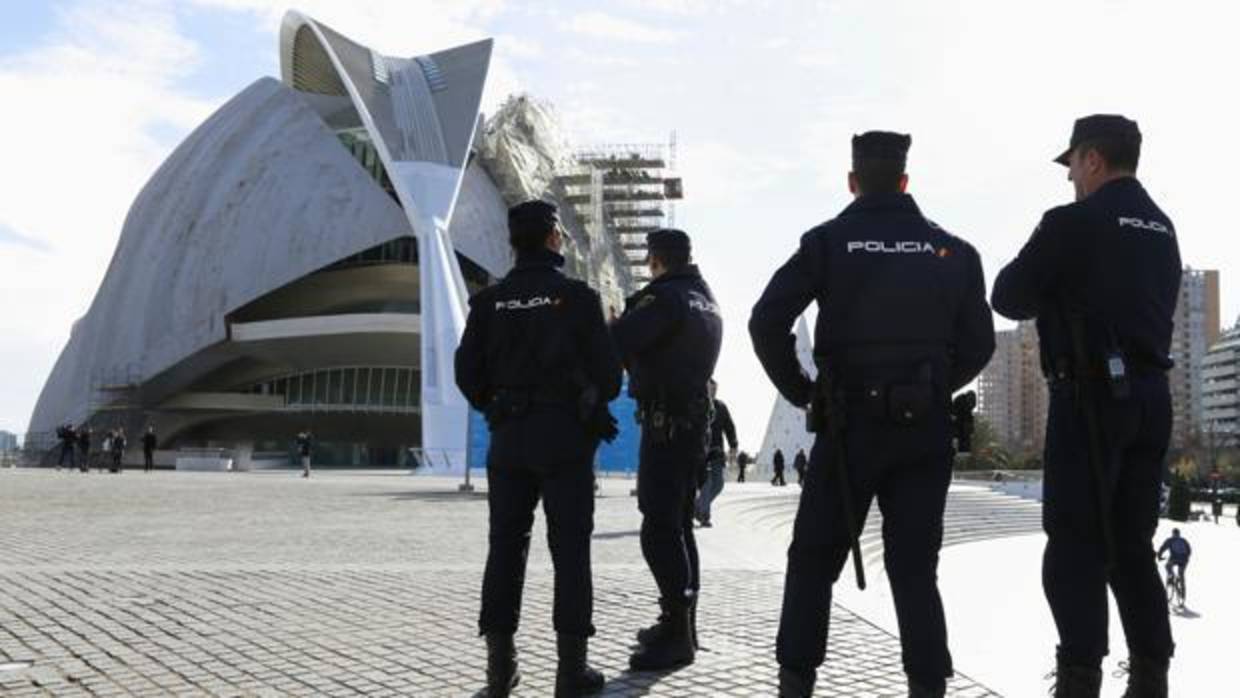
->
[1164, 564, 1186, 611]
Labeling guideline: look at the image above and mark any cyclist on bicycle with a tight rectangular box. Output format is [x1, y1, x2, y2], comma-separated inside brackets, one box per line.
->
[1157, 528, 1192, 597]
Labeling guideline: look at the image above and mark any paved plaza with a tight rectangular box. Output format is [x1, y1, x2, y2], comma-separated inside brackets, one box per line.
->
[0, 468, 1000, 696]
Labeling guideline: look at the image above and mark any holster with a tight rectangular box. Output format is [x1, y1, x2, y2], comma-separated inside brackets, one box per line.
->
[638, 392, 711, 445]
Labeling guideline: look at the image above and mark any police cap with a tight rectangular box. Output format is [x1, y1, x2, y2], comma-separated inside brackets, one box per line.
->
[852, 131, 911, 168]
[1054, 114, 1141, 166]
[646, 228, 691, 255]
[507, 199, 559, 235]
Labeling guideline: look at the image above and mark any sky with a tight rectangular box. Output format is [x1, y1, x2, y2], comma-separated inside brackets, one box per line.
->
[1, 0, 1239, 447]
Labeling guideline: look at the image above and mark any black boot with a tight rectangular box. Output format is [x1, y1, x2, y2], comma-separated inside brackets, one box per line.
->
[778, 666, 815, 697]
[629, 603, 694, 671]
[907, 679, 945, 698]
[1119, 656, 1168, 698]
[1050, 657, 1101, 698]
[634, 598, 675, 646]
[484, 633, 519, 697]
[555, 634, 604, 697]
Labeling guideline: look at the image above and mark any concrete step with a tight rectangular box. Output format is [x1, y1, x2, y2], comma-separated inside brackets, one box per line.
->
[716, 484, 1043, 576]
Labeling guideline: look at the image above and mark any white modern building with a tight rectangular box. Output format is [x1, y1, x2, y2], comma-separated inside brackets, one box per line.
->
[27, 12, 640, 470]
[1202, 320, 1240, 447]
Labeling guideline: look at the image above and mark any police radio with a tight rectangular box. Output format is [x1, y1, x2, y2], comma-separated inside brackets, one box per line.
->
[1105, 352, 1130, 400]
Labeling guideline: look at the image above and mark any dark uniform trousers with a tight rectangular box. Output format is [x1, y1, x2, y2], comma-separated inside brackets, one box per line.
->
[637, 424, 706, 607]
[777, 404, 954, 687]
[1042, 373, 1174, 667]
[479, 460, 596, 638]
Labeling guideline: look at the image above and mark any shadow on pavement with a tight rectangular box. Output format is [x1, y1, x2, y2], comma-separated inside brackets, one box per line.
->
[353, 490, 489, 502]
[593, 529, 641, 540]
[603, 666, 693, 696]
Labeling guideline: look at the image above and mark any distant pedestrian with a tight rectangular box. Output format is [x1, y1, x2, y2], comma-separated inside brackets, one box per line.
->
[142, 426, 158, 473]
[694, 381, 738, 528]
[793, 449, 807, 485]
[76, 427, 91, 473]
[1211, 496, 1223, 525]
[110, 428, 126, 473]
[100, 431, 113, 472]
[771, 449, 786, 487]
[297, 430, 312, 478]
[737, 451, 751, 483]
[56, 423, 76, 470]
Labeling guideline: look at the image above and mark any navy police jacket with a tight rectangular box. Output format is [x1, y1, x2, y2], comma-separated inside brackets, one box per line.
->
[455, 249, 622, 469]
[611, 265, 723, 408]
[750, 192, 995, 407]
[992, 177, 1181, 373]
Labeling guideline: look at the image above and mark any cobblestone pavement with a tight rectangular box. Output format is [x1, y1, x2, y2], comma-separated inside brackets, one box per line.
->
[0, 469, 1000, 696]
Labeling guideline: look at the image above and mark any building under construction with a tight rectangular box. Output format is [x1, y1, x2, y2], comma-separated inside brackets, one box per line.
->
[559, 138, 684, 285]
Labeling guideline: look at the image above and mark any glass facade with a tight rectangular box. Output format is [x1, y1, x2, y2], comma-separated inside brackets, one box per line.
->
[248, 366, 420, 413]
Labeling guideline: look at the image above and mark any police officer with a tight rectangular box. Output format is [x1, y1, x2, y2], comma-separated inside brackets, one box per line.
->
[611, 228, 722, 671]
[455, 200, 622, 697]
[992, 115, 1179, 698]
[750, 131, 995, 697]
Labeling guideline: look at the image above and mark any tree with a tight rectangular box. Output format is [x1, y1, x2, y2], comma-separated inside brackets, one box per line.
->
[1167, 474, 1192, 522]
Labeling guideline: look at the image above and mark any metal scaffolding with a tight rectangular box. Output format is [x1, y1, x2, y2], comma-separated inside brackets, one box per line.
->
[559, 134, 684, 285]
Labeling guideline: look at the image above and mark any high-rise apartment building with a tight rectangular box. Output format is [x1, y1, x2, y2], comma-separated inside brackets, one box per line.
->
[1202, 318, 1240, 448]
[977, 321, 1048, 456]
[1170, 268, 1221, 447]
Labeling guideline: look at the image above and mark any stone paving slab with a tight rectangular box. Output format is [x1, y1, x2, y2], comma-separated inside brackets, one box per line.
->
[0, 470, 1000, 696]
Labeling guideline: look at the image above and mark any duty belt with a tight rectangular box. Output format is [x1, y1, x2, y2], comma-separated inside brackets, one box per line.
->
[1043, 356, 1164, 385]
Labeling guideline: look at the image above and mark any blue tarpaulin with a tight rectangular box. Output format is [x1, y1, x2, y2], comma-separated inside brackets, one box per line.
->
[466, 378, 641, 475]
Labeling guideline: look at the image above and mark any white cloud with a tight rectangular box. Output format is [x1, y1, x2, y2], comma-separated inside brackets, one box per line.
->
[493, 33, 543, 59]
[560, 11, 683, 44]
[0, 223, 50, 251]
[620, 0, 765, 15]
[676, 140, 796, 206]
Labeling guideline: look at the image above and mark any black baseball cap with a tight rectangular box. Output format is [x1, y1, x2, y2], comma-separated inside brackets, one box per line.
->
[646, 228, 691, 254]
[852, 131, 911, 168]
[1054, 114, 1142, 166]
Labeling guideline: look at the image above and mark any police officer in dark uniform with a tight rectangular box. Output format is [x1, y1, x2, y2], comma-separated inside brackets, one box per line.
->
[750, 131, 995, 697]
[992, 115, 1179, 698]
[455, 200, 622, 697]
[611, 228, 722, 671]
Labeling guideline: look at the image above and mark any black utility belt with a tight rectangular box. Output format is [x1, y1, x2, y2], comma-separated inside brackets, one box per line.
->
[847, 379, 938, 427]
[1045, 355, 1166, 402]
[487, 388, 575, 423]
[635, 397, 710, 420]
[635, 406, 700, 428]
